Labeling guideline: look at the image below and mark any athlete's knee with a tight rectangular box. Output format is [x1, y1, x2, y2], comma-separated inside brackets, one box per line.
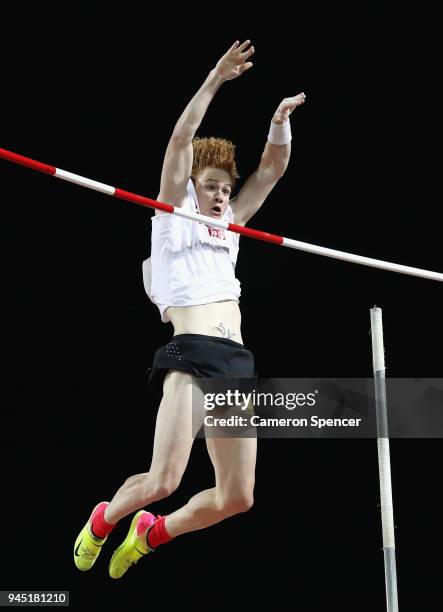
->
[219, 491, 254, 517]
[151, 480, 180, 500]
[143, 469, 182, 501]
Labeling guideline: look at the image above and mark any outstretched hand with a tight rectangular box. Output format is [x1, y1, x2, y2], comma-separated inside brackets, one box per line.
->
[215, 40, 254, 81]
[273, 93, 306, 124]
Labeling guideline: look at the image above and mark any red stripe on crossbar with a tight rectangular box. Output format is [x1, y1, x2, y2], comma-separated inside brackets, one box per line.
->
[114, 188, 174, 213]
[0, 148, 56, 175]
[228, 223, 284, 245]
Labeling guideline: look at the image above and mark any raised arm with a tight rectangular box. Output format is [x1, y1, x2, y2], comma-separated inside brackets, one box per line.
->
[231, 93, 306, 226]
[156, 40, 254, 210]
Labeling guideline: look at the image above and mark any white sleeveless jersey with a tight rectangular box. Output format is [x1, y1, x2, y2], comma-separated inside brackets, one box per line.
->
[142, 179, 241, 323]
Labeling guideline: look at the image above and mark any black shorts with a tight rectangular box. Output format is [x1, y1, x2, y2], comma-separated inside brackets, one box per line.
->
[146, 333, 257, 399]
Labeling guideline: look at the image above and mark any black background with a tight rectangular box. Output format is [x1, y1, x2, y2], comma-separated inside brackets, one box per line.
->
[2, 7, 442, 612]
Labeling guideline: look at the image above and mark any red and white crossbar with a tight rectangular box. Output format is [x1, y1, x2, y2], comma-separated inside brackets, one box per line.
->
[1, 147, 442, 282]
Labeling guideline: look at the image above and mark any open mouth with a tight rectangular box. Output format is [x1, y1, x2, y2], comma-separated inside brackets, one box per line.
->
[211, 205, 222, 216]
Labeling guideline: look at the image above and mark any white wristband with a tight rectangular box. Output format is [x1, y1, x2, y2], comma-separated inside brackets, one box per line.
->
[268, 120, 292, 145]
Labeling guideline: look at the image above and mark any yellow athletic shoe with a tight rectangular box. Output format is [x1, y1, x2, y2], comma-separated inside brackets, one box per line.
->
[109, 510, 156, 579]
[74, 501, 109, 571]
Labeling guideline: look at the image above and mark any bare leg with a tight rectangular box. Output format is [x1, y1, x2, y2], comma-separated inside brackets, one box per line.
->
[165, 436, 257, 537]
[104, 371, 197, 523]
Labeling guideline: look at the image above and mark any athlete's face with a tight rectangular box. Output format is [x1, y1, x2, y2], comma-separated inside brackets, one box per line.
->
[194, 167, 232, 219]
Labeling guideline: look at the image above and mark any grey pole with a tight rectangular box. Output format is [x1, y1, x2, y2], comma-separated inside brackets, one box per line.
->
[370, 306, 399, 612]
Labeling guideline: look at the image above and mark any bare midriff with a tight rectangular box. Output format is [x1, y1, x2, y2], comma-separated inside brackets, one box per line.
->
[167, 300, 243, 344]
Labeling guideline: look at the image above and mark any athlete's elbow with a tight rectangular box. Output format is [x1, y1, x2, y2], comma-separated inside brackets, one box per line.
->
[170, 129, 194, 145]
[260, 160, 287, 183]
[272, 162, 289, 180]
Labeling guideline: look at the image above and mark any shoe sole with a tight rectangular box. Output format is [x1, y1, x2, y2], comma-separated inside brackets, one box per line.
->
[109, 510, 147, 579]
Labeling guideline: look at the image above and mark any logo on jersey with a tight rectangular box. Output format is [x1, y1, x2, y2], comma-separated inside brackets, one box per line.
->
[206, 226, 226, 240]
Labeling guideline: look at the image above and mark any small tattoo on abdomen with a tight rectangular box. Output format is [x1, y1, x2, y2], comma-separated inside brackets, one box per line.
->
[214, 322, 236, 339]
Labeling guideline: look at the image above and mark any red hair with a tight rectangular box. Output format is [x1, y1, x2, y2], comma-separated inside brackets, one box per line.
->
[192, 137, 239, 188]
